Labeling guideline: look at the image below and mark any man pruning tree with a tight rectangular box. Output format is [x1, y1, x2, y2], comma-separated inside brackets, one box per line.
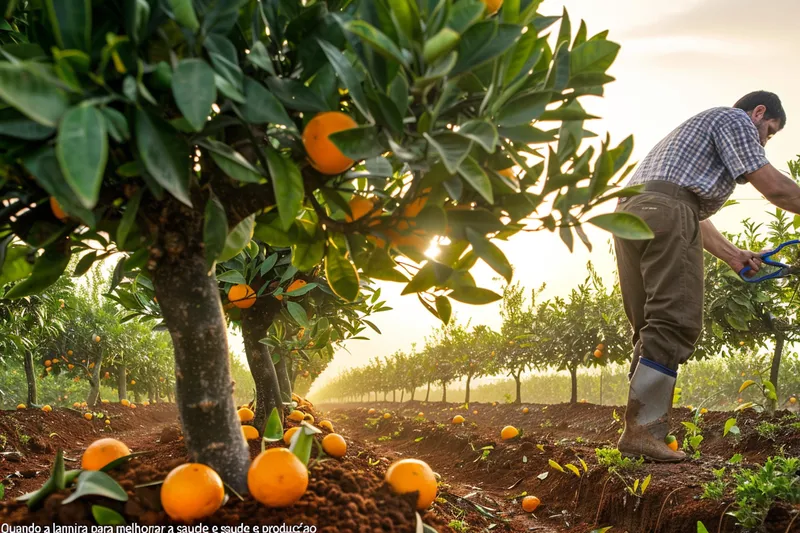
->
[614, 91, 793, 461]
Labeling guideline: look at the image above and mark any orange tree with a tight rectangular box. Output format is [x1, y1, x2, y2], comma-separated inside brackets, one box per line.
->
[0, 0, 646, 489]
[497, 281, 545, 403]
[543, 263, 628, 403]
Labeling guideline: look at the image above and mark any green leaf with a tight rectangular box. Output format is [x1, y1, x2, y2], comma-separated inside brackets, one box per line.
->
[540, 99, 598, 122]
[202, 139, 264, 183]
[329, 125, 384, 161]
[266, 148, 304, 230]
[285, 282, 318, 297]
[325, 244, 360, 302]
[289, 422, 322, 465]
[237, 77, 296, 131]
[346, 21, 409, 67]
[317, 39, 372, 120]
[218, 215, 254, 263]
[56, 105, 108, 209]
[292, 241, 326, 272]
[247, 42, 275, 75]
[458, 156, 494, 203]
[265, 77, 329, 113]
[723, 418, 738, 437]
[448, 286, 501, 304]
[738, 380, 755, 393]
[0, 62, 69, 127]
[116, 187, 143, 249]
[446, 0, 485, 33]
[570, 40, 620, 76]
[0, 246, 34, 286]
[217, 270, 246, 284]
[466, 228, 511, 282]
[496, 91, 550, 127]
[6, 247, 71, 299]
[435, 295, 452, 324]
[91, 505, 126, 526]
[453, 22, 522, 75]
[697, 522, 710, 533]
[135, 109, 191, 206]
[425, 132, 472, 174]
[72, 251, 98, 277]
[0, 109, 55, 139]
[588, 213, 653, 240]
[203, 193, 228, 270]
[45, 0, 90, 50]
[401, 263, 439, 295]
[423, 28, 461, 64]
[263, 407, 283, 442]
[458, 120, 498, 153]
[100, 107, 130, 143]
[62, 471, 128, 505]
[728, 453, 743, 464]
[287, 301, 309, 328]
[171, 59, 216, 132]
[166, 0, 199, 31]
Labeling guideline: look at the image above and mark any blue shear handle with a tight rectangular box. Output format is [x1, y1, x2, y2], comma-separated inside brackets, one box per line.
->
[738, 239, 800, 283]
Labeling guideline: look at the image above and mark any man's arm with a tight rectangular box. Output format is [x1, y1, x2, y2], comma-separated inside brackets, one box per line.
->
[700, 219, 761, 274]
[747, 164, 800, 214]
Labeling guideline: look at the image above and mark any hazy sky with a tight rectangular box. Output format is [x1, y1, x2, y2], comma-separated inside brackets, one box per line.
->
[287, 1, 800, 395]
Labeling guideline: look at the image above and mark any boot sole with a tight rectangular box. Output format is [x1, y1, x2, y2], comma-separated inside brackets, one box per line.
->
[620, 451, 686, 463]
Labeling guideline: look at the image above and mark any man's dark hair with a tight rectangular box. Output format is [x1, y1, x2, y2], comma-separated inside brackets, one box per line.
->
[734, 91, 787, 129]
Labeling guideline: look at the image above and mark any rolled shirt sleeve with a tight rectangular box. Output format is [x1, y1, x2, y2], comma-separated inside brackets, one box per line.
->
[713, 115, 770, 184]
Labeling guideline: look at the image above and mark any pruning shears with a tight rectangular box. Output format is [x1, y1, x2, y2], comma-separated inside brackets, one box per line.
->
[739, 239, 800, 283]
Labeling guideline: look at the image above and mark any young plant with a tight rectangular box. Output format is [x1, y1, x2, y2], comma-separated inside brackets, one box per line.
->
[729, 456, 800, 529]
[700, 467, 727, 501]
[755, 421, 780, 440]
[681, 418, 704, 459]
[595, 447, 643, 471]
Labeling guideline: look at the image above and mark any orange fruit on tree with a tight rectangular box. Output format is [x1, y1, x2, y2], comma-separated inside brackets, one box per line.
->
[322, 434, 347, 458]
[597, 343, 605, 350]
[593, 350, 603, 358]
[161, 463, 225, 522]
[51, 359, 58, 364]
[402, 188, 433, 218]
[242, 425, 260, 440]
[67, 349, 73, 356]
[45, 366, 52, 372]
[238, 407, 255, 422]
[665, 435, 679, 452]
[286, 279, 307, 293]
[50, 197, 68, 221]
[481, 0, 503, 14]
[283, 426, 300, 445]
[81, 438, 131, 470]
[228, 284, 256, 309]
[130, 379, 135, 385]
[319, 420, 334, 432]
[68, 364, 74, 370]
[248, 447, 308, 507]
[500, 426, 519, 440]
[94, 335, 101, 343]
[385, 458, 437, 510]
[44, 359, 52, 367]
[522, 495, 541, 513]
[452, 415, 465, 424]
[287, 410, 305, 422]
[345, 195, 380, 223]
[302, 111, 358, 175]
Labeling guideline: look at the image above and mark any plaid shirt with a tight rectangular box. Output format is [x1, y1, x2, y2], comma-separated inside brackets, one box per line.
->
[627, 107, 770, 220]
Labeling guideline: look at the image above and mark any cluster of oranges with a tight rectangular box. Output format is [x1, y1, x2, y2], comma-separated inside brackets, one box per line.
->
[226, 279, 309, 310]
[593, 343, 605, 359]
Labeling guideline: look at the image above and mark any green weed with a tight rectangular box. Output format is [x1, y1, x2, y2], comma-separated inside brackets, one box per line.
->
[595, 447, 643, 471]
[729, 456, 800, 529]
[700, 467, 727, 501]
[755, 421, 779, 440]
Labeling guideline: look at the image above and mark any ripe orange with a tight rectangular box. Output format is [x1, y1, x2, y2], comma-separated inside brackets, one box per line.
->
[101, 399, 109, 404]
[790, 397, 797, 404]
[473, 410, 478, 415]
[68, 364, 74, 370]
[105, 420, 111, 425]
[228, 284, 256, 309]
[452, 415, 465, 424]
[94, 335, 101, 343]
[129, 404, 137, 409]
[44, 360, 52, 367]
[67, 349, 73, 356]
[501, 426, 519, 440]
[346, 196, 380, 223]
[130, 379, 135, 385]
[597, 343, 605, 351]
[248, 448, 308, 507]
[161, 463, 225, 521]
[45, 367, 52, 372]
[593, 350, 603, 358]
[283, 426, 300, 445]
[492, 402, 497, 406]
[303, 413, 315, 424]
[367, 408, 376, 415]
[385, 458, 437, 510]
[737, 398, 743, 403]
[84, 413, 93, 421]
[120, 399, 130, 407]
[287, 410, 305, 422]
[481, 0, 503, 14]
[403, 188, 433, 218]
[322, 434, 347, 458]
[286, 279, 307, 293]
[522, 407, 529, 414]
[81, 438, 131, 470]
[665, 435, 678, 452]
[238, 407, 255, 422]
[16, 403, 25, 409]
[319, 420, 334, 432]
[700, 408, 708, 414]
[42, 405, 52, 412]
[242, 425, 260, 440]
[302, 111, 358, 175]
[50, 197, 68, 221]
[383, 413, 392, 420]
[522, 495, 540, 513]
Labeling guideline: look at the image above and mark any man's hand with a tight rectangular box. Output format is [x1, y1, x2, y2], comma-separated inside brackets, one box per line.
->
[726, 249, 762, 275]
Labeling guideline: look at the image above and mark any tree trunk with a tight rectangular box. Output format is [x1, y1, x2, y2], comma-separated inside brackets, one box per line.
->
[240, 304, 284, 432]
[400, 389, 404, 403]
[569, 364, 578, 404]
[86, 350, 104, 407]
[392, 389, 396, 402]
[23, 350, 37, 406]
[166, 386, 173, 403]
[153, 231, 250, 493]
[771, 330, 784, 399]
[425, 382, 431, 402]
[410, 388, 415, 401]
[117, 364, 127, 402]
[514, 373, 522, 404]
[441, 382, 447, 403]
[134, 389, 141, 403]
[465, 374, 472, 405]
[274, 354, 293, 404]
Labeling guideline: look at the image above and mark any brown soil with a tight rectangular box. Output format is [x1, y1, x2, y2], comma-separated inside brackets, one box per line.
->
[321, 401, 800, 533]
[0, 404, 452, 532]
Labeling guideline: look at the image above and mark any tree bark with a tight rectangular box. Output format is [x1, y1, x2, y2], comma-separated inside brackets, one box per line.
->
[569, 364, 578, 404]
[514, 373, 522, 404]
[464, 374, 472, 404]
[153, 224, 250, 493]
[771, 331, 784, 399]
[117, 364, 127, 402]
[425, 382, 431, 402]
[441, 382, 447, 403]
[274, 354, 293, 403]
[400, 389, 404, 403]
[23, 350, 37, 406]
[384, 391, 388, 401]
[240, 304, 284, 432]
[86, 350, 104, 407]
[392, 389, 396, 402]
[410, 388, 415, 402]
